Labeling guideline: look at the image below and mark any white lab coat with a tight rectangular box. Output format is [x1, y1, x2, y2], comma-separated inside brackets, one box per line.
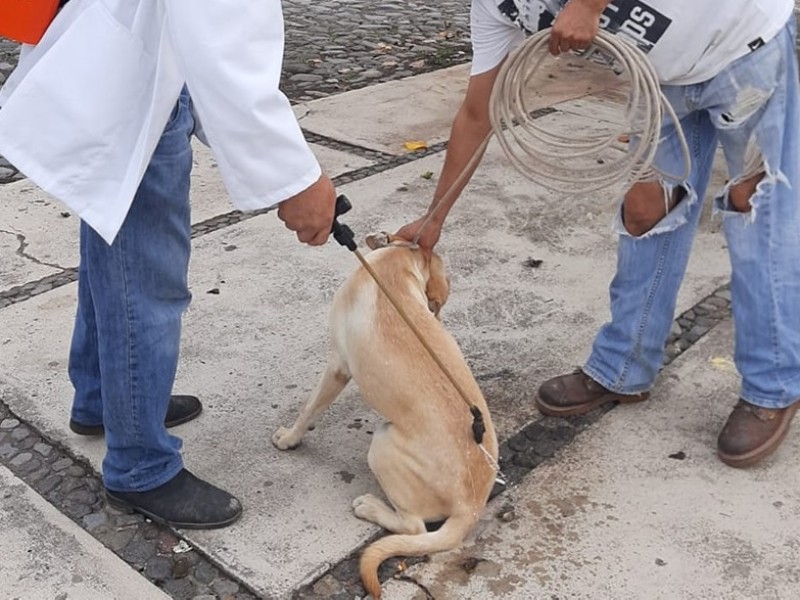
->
[0, 0, 321, 243]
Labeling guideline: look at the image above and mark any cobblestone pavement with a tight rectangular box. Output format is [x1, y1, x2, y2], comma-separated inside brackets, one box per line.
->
[0, 3, 778, 599]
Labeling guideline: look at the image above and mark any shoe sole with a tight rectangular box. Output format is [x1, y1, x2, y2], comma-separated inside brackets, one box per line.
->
[536, 391, 649, 417]
[105, 490, 242, 530]
[717, 403, 799, 468]
[70, 404, 202, 437]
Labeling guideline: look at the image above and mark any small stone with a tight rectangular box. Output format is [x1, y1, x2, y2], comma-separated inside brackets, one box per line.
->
[65, 502, 93, 519]
[10, 452, 33, 466]
[17, 437, 37, 451]
[11, 427, 29, 441]
[312, 574, 346, 597]
[37, 474, 62, 495]
[212, 579, 240, 597]
[194, 561, 219, 584]
[60, 477, 84, 494]
[157, 530, 180, 553]
[715, 289, 732, 301]
[192, 596, 216, 600]
[17, 457, 42, 475]
[142, 522, 160, 540]
[0, 443, 17, 459]
[655, 558, 667, 566]
[33, 443, 52, 457]
[144, 556, 173, 582]
[106, 528, 137, 552]
[669, 321, 682, 337]
[685, 325, 710, 343]
[0, 418, 20, 430]
[172, 556, 192, 578]
[289, 73, 324, 83]
[513, 449, 544, 469]
[113, 513, 143, 527]
[67, 465, 86, 477]
[532, 437, 558, 458]
[82, 511, 108, 532]
[52, 458, 73, 472]
[119, 538, 156, 566]
[68, 489, 98, 505]
[706, 296, 728, 308]
[162, 578, 194, 598]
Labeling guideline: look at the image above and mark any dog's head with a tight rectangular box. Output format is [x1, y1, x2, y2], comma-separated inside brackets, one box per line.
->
[365, 232, 449, 317]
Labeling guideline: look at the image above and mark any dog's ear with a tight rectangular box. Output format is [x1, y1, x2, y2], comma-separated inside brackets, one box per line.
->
[365, 232, 390, 250]
[365, 232, 414, 250]
[425, 252, 449, 318]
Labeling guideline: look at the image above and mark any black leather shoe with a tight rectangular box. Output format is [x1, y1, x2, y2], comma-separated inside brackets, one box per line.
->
[70, 395, 202, 436]
[105, 469, 242, 529]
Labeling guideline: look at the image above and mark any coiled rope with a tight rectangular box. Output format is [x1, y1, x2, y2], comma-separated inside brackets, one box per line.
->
[490, 28, 689, 194]
[412, 28, 690, 245]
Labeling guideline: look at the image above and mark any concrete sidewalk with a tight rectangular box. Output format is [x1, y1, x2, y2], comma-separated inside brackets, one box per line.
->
[1, 51, 796, 600]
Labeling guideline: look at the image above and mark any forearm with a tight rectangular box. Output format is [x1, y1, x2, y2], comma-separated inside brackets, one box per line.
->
[426, 105, 492, 227]
[422, 65, 500, 235]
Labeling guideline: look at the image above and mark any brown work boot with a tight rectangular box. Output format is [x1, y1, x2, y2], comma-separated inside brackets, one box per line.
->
[536, 369, 650, 417]
[717, 399, 800, 468]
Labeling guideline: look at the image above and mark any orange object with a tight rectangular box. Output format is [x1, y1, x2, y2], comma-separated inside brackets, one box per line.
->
[0, 0, 61, 45]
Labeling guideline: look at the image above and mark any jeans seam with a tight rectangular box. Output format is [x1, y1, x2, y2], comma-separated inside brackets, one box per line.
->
[614, 233, 672, 389]
[118, 231, 142, 490]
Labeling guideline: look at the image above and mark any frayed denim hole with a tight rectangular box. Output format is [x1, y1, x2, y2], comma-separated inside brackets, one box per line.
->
[714, 156, 788, 224]
[615, 180, 696, 239]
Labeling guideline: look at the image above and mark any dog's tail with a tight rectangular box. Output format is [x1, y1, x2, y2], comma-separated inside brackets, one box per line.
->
[359, 512, 476, 599]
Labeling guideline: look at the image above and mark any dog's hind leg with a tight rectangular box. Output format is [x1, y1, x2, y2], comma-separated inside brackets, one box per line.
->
[352, 425, 429, 534]
[352, 493, 426, 535]
[272, 354, 351, 450]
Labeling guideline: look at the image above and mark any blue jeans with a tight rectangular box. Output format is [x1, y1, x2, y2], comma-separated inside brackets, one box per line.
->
[69, 89, 194, 492]
[584, 18, 800, 410]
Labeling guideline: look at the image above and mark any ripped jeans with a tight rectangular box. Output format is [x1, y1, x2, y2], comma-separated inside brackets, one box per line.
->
[584, 17, 800, 409]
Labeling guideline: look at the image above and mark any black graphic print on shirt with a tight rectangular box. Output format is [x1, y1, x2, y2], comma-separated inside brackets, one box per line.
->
[498, 0, 672, 54]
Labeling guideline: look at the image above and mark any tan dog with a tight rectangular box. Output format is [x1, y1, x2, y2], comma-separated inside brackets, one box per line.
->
[272, 233, 498, 599]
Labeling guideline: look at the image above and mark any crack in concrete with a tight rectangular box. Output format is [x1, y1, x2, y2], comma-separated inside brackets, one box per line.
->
[395, 574, 436, 599]
[0, 228, 67, 272]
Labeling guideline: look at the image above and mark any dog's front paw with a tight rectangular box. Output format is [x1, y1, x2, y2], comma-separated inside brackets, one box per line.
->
[272, 427, 302, 450]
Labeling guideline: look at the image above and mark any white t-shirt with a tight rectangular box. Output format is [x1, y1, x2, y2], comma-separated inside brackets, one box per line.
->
[471, 0, 795, 85]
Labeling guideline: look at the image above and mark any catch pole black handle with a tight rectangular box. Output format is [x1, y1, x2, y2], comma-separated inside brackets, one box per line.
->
[331, 194, 357, 251]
